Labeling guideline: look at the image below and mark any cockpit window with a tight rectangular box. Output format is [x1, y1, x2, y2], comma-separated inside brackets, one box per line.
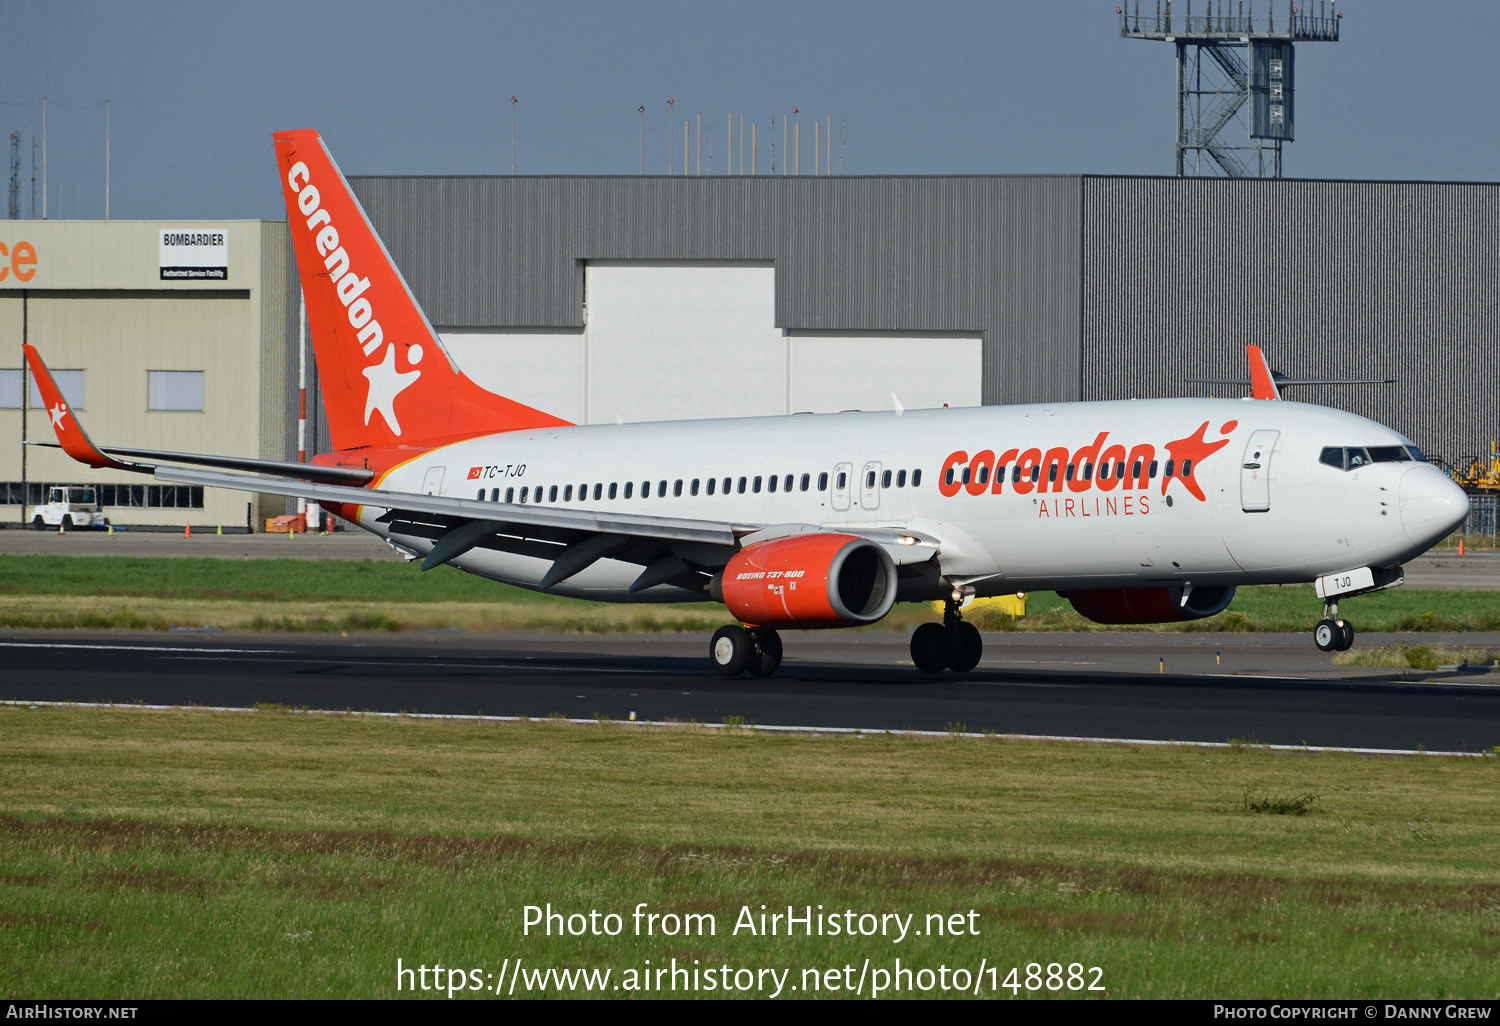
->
[1321, 445, 1425, 472]
[1368, 445, 1413, 464]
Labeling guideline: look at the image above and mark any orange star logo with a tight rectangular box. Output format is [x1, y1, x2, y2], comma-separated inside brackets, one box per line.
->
[1163, 420, 1237, 501]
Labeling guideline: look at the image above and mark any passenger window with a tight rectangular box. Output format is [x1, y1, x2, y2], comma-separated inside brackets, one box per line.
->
[706, 478, 716, 495]
[1065, 464, 1075, 482]
[659, 480, 667, 496]
[609, 482, 618, 499]
[690, 479, 699, 496]
[976, 466, 988, 486]
[1164, 460, 1174, 477]
[784, 475, 793, 492]
[505, 487, 514, 503]
[520, 486, 529, 503]
[738, 477, 747, 494]
[768, 475, 778, 493]
[722, 477, 732, 494]
[594, 483, 602, 500]
[1131, 461, 1142, 480]
[882, 469, 892, 488]
[674, 479, 683, 497]
[945, 468, 955, 486]
[564, 485, 573, 501]
[624, 481, 633, 499]
[961, 467, 971, 485]
[1048, 464, 1058, 483]
[547, 485, 558, 502]
[836, 471, 847, 489]
[753, 476, 762, 493]
[1099, 462, 1110, 481]
[1083, 462, 1093, 481]
[1182, 460, 1194, 477]
[1012, 466, 1022, 483]
[800, 473, 810, 491]
[911, 469, 921, 487]
[489, 488, 498, 501]
[641, 480, 650, 497]
[475, 488, 484, 500]
[1031, 467, 1040, 482]
[819, 472, 829, 490]
[868, 470, 877, 488]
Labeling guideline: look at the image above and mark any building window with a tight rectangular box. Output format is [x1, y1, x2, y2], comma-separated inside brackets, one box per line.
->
[0, 370, 21, 409]
[148, 371, 203, 412]
[7, 368, 86, 409]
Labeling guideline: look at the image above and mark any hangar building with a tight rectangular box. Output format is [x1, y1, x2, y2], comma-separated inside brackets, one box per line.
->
[3, 172, 1493, 530]
[1, 220, 288, 529]
[330, 172, 1496, 473]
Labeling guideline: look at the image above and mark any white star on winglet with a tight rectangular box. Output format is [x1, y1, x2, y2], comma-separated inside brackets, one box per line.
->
[362, 343, 421, 436]
[49, 403, 69, 430]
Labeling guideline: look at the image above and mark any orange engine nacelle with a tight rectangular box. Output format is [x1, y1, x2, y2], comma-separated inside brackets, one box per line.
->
[1061, 585, 1236, 625]
[711, 533, 898, 630]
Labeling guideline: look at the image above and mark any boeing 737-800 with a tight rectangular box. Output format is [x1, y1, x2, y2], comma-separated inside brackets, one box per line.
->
[25, 129, 1471, 677]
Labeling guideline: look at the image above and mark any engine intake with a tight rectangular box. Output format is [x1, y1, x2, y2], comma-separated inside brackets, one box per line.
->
[712, 533, 898, 629]
[1061, 585, 1236, 625]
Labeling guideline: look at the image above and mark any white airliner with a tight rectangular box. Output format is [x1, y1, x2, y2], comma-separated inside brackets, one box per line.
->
[26, 129, 1470, 677]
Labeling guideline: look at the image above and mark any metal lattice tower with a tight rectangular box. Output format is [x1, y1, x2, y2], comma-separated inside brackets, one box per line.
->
[1120, 0, 1340, 178]
[8, 133, 18, 220]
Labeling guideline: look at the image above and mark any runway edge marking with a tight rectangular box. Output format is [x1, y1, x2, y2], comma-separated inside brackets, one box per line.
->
[3, 699, 1489, 759]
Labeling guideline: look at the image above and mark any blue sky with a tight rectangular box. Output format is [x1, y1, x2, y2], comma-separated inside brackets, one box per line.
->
[5, 0, 1496, 220]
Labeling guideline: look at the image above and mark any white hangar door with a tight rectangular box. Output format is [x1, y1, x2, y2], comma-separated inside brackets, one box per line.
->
[583, 262, 787, 424]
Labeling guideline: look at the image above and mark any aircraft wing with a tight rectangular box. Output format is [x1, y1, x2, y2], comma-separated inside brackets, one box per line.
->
[27, 342, 937, 592]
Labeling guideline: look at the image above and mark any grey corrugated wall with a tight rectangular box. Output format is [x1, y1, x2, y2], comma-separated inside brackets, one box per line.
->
[1080, 176, 1499, 460]
[345, 175, 1084, 407]
[300, 173, 1495, 464]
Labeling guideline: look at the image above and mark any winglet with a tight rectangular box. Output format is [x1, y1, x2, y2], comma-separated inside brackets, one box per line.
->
[1246, 345, 1281, 401]
[21, 344, 136, 471]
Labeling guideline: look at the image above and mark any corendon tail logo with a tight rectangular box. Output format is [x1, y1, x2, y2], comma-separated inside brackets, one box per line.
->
[937, 420, 1237, 518]
[286, 159, 422, 436]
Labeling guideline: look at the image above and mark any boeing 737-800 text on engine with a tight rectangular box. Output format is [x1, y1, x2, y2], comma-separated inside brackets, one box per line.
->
[25, 129, 1470, 676]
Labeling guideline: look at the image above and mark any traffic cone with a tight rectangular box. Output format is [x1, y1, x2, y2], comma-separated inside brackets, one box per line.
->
[1458, 538, 1465, 556]
[184, 523, 191, 539]
[58, 519, 65, 536]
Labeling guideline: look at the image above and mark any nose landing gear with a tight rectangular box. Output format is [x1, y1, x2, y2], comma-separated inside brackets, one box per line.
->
[1313, 599, 1355, 652]
[910, 592, 983, 674]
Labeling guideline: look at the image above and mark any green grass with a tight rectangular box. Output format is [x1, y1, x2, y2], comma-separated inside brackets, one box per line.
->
[3, 706, 1500, 998]
[0, 554, 1496, 634]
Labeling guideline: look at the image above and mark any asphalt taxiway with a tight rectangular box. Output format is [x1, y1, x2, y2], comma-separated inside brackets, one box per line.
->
[2, 630, 1497, 754]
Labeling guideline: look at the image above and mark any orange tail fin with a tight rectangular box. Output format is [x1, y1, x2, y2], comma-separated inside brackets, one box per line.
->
[273, 129, 570, 450]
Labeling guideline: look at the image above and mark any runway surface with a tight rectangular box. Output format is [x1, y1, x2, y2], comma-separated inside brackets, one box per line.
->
[3, 630, 1497, 753]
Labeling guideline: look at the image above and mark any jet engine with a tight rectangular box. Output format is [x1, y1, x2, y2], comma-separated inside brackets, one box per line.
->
[711, 533, 898, 629]
[1060, 585, 1236, 625]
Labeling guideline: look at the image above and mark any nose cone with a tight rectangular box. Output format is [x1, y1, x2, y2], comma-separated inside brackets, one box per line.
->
[1399, 466, 1469, 546]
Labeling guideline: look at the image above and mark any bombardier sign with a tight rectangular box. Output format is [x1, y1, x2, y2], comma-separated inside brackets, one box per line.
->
[159, 229, 228, 281]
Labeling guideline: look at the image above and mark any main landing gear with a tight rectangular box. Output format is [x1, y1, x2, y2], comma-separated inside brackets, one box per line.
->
[710, 624, 783, 678]
[1313, 598, 1355, 653]
[910, 592, 983, 675]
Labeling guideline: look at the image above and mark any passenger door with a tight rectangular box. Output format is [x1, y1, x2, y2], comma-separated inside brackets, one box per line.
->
[1240, 430, 1279, 512]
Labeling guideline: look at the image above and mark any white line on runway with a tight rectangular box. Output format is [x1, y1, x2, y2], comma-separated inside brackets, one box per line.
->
[0, 641, 293, 655]
[2, 699, 1485, 758]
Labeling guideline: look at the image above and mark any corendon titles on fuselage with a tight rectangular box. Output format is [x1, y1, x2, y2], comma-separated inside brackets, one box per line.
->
[937, 418, 1239, 519]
